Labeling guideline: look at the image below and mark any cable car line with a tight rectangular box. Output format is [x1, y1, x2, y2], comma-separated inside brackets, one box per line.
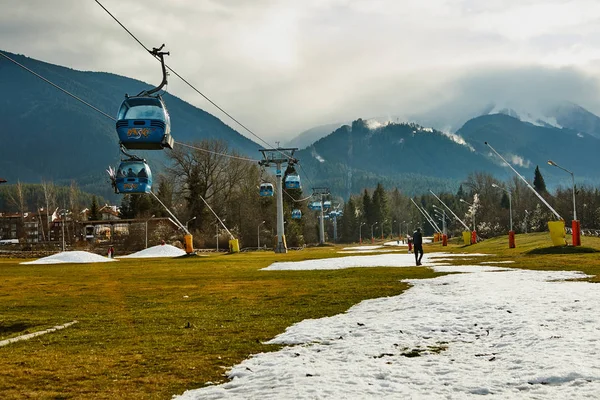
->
[1, 49, 262, 165]
[175, 142, 259, 163]
[93, 0, 295, 163]
[283, 189, 312, 203]
[0, 51, 116, 122]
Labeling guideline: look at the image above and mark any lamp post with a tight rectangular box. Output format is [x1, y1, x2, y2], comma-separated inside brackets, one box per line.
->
[59, 209, 68, 252]
[145, 214, 155, 249]
[185, 216, 196, 230]
[258, 220, 265, 249]
[460, 198, 476, 244]
[492, 183, 514, 248]
[548, 159, 580, 246]
[433, 205, 448, 246]
[371, 222, 378, 244]
[216, 221, 219, 252]
[359, 222, 366, 244]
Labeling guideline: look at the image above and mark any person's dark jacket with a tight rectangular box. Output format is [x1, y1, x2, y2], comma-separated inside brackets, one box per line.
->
[413, 230, 423, 247]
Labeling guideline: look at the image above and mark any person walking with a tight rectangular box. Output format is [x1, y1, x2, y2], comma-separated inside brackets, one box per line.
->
[413, 227, 423, 266]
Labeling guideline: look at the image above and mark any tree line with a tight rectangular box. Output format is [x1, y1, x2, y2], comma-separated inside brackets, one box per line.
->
[336, 167, 600, 242]
[3, 139, 600, 247]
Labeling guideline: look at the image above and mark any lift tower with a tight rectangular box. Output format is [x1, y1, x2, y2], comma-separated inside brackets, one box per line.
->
[259, 148, 298, 253]
[312, 187, 330, 244]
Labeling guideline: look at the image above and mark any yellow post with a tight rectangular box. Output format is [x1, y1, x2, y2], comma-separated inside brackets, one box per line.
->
[228, 239, 240, 253]
[548, 220, 566, 246]
[184, 234, 194, 254]
[462, 231, 471, 245]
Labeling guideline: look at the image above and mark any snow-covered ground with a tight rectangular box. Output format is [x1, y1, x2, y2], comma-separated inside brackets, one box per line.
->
[342, 246, 383, 251]
[118, 244, 186, 258]
[20, 251, 116, 265]
[263, 253, 428, 271]
[177, 253, 600, 399]
[19, 245, 186, 264]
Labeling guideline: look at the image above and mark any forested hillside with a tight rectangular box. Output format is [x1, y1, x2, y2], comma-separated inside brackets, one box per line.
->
[0, 51, 261, 199]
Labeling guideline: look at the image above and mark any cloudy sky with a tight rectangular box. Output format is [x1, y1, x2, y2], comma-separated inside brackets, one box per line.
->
[2, 0, 600, 141]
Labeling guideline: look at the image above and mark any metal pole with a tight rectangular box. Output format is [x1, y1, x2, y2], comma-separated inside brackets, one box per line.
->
[571, 172, 577, 221]
[410, 198, 442, 233]
[359, 222, 365, 243]
[509, 192, 513, 232]
[430, 190, 471, 231]
[145, 214, 155, 249]
[319, 196, 325, 244]
[61, 210, 65, 252]
[487, 142, 561, 220]
[275, 162, 287, 252]
[216, 222, 219, 252]
[333, 213, 338, 242]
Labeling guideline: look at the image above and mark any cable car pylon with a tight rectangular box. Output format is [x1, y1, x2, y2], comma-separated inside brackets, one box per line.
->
[312, 187, 330, 245]
[258, 147, 298, 253]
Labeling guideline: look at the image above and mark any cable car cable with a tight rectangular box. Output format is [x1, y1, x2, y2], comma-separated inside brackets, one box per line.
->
[1, 50, 262, 165]
[175, 142, 259, 163]
[283, 190, 313, 203]
[0, 51, 116, 122]
[93, 0, 295, 163]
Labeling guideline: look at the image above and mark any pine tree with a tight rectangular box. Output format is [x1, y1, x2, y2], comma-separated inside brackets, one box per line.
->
[89, 196, 100, 221]
[533, 166, 547, 194]
[372, 183, 389, 234]
[456, 184, 465, 199]
[362, 189, 373, 225]
[500, 192, 510, 209]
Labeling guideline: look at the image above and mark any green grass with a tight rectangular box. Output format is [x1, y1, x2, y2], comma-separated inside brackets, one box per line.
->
[0, 247, 442, 399]
[2, 234, 600, 398]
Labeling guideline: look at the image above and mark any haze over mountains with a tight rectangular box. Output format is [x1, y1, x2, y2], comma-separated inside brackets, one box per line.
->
[2, 50, 600, 200]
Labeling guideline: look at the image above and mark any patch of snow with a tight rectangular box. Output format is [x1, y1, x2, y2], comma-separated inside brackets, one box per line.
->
[262, 252, 475, 271]
[311, 147, 325, 163]
[440, 130, 476, 151]
[480, 261, 515, 264]
[488, 103, 563, 129]
[337, 249, 398, 254]
[118, 244, 186, 258]
[507, 153, 531, 168]
[176, 264, 600, 399]
[21, 251, 116, 265]
[342, 246, 383, 251]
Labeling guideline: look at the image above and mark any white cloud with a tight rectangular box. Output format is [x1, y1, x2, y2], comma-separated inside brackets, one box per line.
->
[2, 0, 600, 140]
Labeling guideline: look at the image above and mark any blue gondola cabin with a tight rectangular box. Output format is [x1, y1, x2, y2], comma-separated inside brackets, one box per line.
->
[284, 174, 301, 189]
[116, 96, 174, 150]
[291, 209, 302, 219]
[115, 160, 152, 194]
[259, 183, 274, 197]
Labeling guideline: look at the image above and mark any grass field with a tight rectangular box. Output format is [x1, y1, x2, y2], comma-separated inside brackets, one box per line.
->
[2, 233, 600, 399]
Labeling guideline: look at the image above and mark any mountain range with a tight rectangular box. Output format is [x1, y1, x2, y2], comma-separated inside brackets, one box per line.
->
[2, 50, 600, 200]
[0, 50, 261, 198]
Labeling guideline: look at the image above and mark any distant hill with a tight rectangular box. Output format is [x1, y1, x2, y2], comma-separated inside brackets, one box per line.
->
[295, 115, 600, 198]
[0, 51, 261, 198]
[295, 119, 504, 197]
[456, 113, 600, 185]
[285, 122, 347, 149]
